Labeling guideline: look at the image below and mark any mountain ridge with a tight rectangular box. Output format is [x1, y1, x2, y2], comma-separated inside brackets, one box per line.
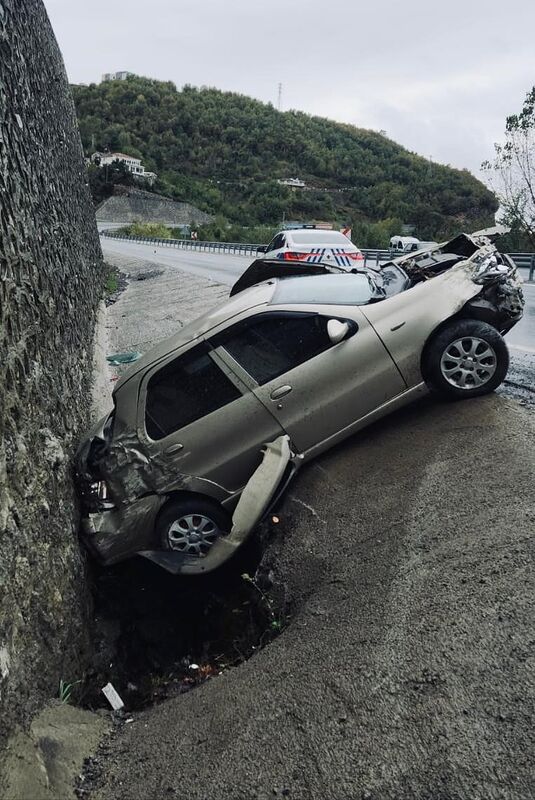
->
[72, 76, 497, 240]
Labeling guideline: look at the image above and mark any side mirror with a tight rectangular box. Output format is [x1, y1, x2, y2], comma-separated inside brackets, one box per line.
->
[327, 319, 351, 344]
[257, 245, 267, 253]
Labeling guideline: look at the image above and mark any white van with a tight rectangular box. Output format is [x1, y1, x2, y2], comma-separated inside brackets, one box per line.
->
[389, 236, 438, 255]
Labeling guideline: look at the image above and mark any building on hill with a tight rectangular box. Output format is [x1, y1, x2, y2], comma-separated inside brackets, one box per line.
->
[278, 177, 306, 189]
[91, 152, 156, 184]
[102, 71, 132, 82]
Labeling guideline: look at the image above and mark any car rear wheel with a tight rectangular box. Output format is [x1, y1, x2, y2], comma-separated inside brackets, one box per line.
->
[157, 497, 231, 557]
[423, 319, 509, 398]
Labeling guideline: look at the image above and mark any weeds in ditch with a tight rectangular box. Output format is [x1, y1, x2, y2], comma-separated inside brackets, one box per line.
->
[59, 678, 82, 704]
[104, 268, 118, 296]
[241, 572, 284, 634]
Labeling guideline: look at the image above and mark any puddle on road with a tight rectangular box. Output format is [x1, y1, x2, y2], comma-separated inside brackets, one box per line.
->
[80, 533, 283, 711]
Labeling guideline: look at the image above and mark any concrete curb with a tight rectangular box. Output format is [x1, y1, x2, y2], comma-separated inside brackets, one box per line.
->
[91, 301, 113, 421]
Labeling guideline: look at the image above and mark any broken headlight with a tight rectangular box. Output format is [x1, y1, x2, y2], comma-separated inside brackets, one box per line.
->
[472, 253, 511, 284]
[85, 480, 116, 512]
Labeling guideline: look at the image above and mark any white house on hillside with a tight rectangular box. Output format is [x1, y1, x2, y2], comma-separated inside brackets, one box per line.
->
[102, 71, 133, 82]
[278, 177, 306, 189]
[91, 152, 157, 184]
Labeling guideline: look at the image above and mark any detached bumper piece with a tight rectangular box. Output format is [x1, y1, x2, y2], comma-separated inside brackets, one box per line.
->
[140, 435, 295, 575]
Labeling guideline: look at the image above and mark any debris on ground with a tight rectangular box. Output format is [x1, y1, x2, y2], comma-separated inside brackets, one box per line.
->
[101, 682, 125, 711]
[135, 269, 163, 281]
[80, 536, 284, 712]
[106, 351, 142, 365]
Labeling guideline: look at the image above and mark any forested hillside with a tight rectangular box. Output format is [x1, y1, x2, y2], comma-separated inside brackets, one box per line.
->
[73, 76, 497, 242]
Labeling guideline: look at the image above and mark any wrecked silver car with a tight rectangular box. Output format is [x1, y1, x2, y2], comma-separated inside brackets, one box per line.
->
[77, 230, 523, 574]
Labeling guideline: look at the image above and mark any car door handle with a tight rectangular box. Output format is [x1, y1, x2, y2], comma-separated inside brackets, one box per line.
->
[164, 443, 184, 455]
[270, 385, 292, 400]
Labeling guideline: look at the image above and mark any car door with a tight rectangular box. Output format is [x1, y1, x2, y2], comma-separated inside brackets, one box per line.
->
[209, 309, 407, 455]
[137, 341, 285, 493]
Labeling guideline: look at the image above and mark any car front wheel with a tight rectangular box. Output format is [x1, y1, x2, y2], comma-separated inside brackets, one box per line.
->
[157, 497, 231, 558]
[423, 319, 509, 398]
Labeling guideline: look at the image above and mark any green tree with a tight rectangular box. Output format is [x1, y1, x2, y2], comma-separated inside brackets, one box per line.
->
[482, 87, 535, 249]
[73, 76, 498, 234]
[87, 160, 135, 206]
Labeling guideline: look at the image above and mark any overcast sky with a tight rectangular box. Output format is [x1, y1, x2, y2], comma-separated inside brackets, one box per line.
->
[44, 0, 535, 177]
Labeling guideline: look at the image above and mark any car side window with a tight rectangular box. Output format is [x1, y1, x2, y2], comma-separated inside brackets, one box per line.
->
[268, 234, 285, 251]
[145, 343, 242, 440]
[214, 314, 333, 385]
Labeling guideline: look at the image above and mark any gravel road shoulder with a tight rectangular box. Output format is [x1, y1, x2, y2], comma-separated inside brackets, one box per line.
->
[104, 250, 228, 357]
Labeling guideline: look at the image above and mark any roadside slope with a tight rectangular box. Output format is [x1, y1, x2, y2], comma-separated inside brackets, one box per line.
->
[102, 249, 229, 357]
[94, 393, 535, 800]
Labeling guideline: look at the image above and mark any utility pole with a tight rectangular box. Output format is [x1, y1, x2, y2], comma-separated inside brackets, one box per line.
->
[277, 83, 282, 112]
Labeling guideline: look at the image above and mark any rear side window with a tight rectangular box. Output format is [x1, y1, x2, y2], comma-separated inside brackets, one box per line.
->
[215, 313, 332, 385]
[145, 344, 242, 440]
[267, 234, 285, 251]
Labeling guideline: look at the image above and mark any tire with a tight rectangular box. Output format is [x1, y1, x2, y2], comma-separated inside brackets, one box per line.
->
[156, 497, 231, 557]
[423, 319, 509, 399]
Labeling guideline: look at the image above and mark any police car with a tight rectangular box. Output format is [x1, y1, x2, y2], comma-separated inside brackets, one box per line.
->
[260, 227, 364, 270]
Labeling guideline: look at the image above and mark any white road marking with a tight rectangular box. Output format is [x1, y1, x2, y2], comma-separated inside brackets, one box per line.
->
[289, 496, 327, 524]
[508, 343, 535, 354]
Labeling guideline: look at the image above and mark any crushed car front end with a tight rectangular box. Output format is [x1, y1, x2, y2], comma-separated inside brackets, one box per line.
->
[383, 232, 525, 333]
[464, 249, 524, 333]
[76, 410, 166, 564]
[76, 394, 301, 573]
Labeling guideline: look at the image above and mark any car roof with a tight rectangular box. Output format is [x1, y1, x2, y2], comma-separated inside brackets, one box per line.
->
[286, 228, 350, 239]
[270, 273, 374, 306]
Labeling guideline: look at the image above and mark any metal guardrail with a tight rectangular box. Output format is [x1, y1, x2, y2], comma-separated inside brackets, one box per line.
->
[99, 230, 261, 257]
[99, 230, 535, 279]
[507, 252, 535, 280]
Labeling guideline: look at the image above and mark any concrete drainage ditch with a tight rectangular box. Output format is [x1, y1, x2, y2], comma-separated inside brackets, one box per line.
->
[80, 526, 284, 713]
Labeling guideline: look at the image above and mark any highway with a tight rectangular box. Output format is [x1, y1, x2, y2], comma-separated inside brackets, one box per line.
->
[101, 236, 247, 285]
[101, 236, 535, 353]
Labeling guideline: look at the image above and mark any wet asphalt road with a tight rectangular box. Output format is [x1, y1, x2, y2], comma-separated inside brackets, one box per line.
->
[89, 245, 535, 800]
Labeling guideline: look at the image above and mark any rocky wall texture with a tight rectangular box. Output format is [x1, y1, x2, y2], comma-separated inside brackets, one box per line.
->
[95, 187, 214, 225]
[0, 0, 103, 751]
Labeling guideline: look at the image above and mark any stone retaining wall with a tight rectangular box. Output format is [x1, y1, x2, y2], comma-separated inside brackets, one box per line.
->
[0, 0, 104, 754]
[96, 187, 214, 226]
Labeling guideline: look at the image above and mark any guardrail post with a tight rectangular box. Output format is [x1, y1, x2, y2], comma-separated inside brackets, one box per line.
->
[530, 254, 535, 282]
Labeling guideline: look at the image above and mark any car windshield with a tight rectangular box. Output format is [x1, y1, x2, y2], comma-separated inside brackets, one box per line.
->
[290, 231, 354, 246]
[271, 274, 374, 306]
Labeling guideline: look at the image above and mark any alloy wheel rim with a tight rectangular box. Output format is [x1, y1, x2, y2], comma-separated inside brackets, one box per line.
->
[440, 336, 497, 389]
[167, 513, 220, 555]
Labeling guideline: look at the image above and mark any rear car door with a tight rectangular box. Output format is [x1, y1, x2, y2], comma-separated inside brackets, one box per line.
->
[209, 309, 406, 454]
[137, 342, 285, 493]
